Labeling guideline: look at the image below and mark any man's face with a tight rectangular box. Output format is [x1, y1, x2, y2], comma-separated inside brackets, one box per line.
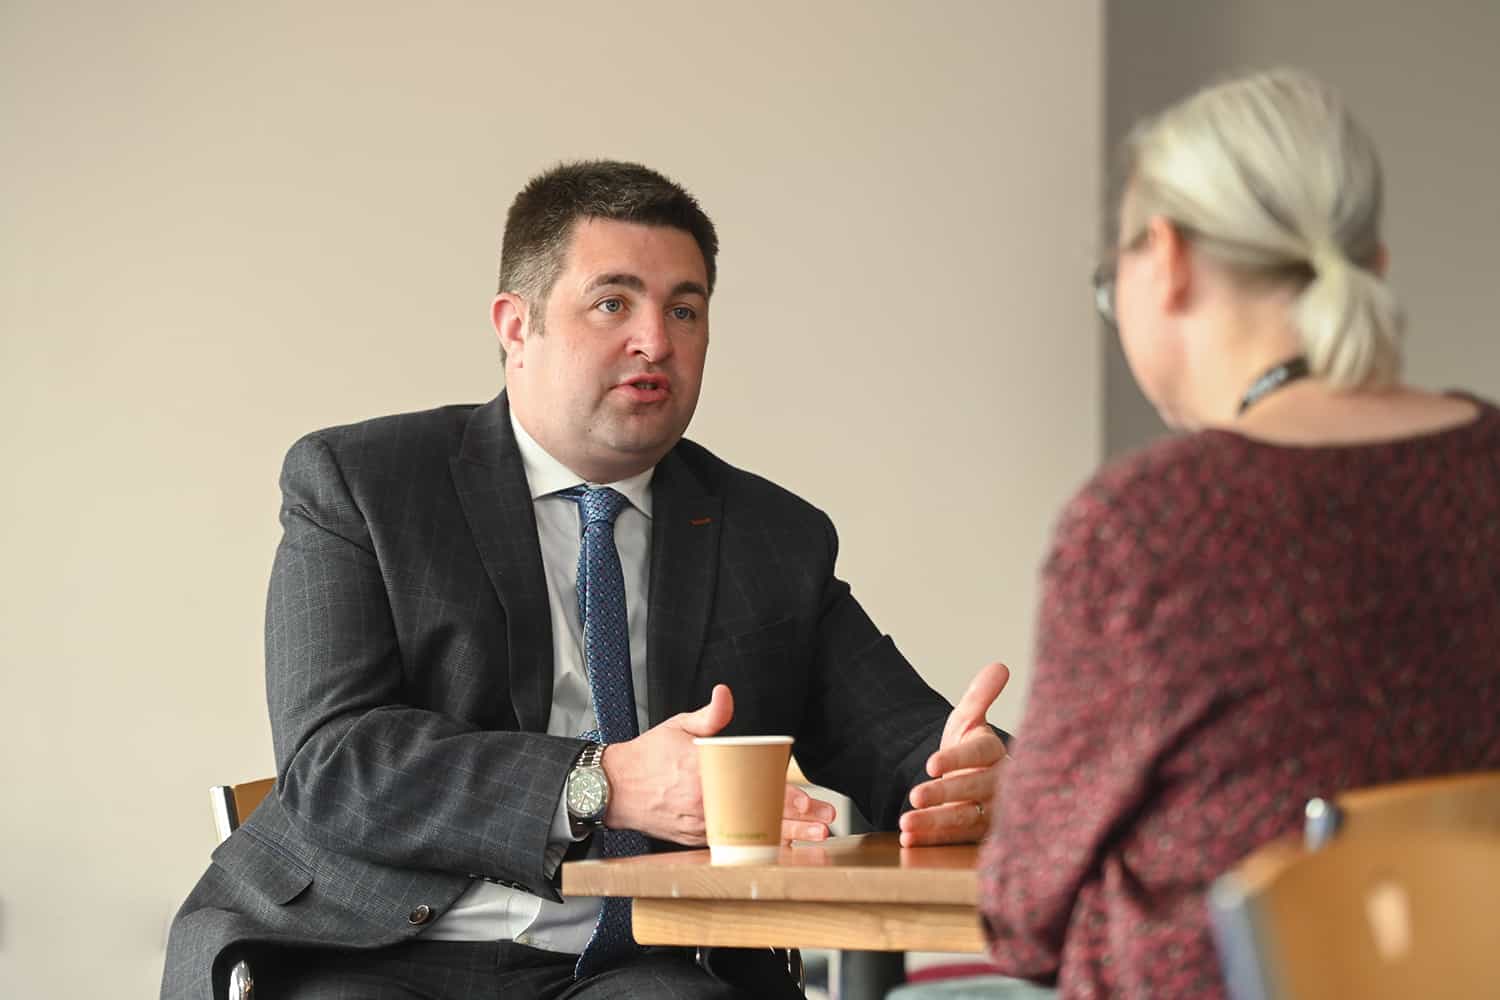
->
[498, 217, 710, 482]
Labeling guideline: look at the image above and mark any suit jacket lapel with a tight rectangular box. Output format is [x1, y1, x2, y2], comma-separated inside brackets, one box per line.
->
[450, 392, 555, 733]
[646, 450, 721, 727]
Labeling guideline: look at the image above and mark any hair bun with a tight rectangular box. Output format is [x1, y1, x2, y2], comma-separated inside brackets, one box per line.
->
[1122, 69, 1405, 389]
[1308, 240, 1346, 276]
[1297, 252, 1404, 388]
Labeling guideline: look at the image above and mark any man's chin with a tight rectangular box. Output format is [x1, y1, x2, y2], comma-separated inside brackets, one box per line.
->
[609, 412, 691, 446]
[607, 433, 680, 460]
[591, 424, 688, 472]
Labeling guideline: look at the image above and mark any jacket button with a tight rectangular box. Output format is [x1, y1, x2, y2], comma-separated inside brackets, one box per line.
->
[408, 905, 432, 925]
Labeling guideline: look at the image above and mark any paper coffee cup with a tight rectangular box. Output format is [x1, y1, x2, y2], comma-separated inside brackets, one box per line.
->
[694, 735, 794, 864]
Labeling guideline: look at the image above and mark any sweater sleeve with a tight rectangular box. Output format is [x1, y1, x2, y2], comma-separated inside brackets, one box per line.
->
[977, 479, 1174, 981]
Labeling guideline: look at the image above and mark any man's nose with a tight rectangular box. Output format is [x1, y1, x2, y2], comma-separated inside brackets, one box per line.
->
[629, 311, 673, 362]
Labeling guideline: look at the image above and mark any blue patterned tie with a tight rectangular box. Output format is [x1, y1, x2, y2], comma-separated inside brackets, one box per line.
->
[560, 486, 651, 979]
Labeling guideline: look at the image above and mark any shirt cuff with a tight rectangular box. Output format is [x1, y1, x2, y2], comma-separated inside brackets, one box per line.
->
[543, 782, 586, 878]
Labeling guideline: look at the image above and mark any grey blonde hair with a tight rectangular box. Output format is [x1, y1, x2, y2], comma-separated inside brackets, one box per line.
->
[1122, 69, 1404, 389]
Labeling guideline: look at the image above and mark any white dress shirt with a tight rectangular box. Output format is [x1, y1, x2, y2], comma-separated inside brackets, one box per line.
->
[422, 414, 654, 953]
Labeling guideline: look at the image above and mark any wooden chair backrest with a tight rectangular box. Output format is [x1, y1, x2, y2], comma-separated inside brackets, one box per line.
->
[1211, 831, 1500, 1000]
[210, 777, 275, 844]
[1306, 770, 1500, 848]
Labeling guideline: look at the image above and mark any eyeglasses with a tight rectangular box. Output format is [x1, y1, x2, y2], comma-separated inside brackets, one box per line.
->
[1091, 264, 1118, 329]
[1091, 226, 1156, 329]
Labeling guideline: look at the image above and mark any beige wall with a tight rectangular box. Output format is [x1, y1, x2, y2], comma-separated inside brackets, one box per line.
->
[0, 2, 1103, 994]
[1103, 0, 1500, 456]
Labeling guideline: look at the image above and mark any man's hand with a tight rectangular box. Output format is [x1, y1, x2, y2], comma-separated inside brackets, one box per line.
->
[782, 782, 837, 843]
[601, 684, 837, 845]
[899, 661, 1010, 847]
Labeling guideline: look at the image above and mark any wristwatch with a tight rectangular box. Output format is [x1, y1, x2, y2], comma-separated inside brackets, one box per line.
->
[565, 743, 610, 836]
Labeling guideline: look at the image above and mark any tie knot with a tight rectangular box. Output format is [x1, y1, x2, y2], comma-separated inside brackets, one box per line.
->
[562, 486, 630, 526]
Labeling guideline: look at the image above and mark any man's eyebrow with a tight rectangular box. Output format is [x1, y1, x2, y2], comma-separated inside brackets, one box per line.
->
[582, 274, 709, 300]
[583, 273, 647, 294]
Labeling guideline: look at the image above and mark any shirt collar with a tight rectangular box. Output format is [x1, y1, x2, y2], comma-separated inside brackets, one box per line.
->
[509, 411, 654, 518]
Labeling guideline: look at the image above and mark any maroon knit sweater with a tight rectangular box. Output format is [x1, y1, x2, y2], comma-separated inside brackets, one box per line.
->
[979, 394, 1500, 999]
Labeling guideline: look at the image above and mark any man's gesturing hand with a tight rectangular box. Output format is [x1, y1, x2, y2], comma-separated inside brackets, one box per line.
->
[601, 684, 836, 845]
[899, 661, 1011, 847]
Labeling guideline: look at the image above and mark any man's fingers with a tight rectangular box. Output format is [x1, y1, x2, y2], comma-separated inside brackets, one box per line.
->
[939, 661, 1011, 750]
[674, 817, 708, 846]
[926, 728, 1006, 778]
[958, 661, 1010, 717]
[781, 785, 836, 841]
[908, 768, 999, 810]
[675, 683, 735, 737]
[898, 800, 973, 834]
[782, 818, 831, 843]
[783, 784, 838, 824]
[897, 800, 988, 847]
[939, 708, 963, 752]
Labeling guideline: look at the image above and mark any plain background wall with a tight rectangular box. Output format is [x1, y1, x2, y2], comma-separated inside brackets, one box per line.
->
[0, 2, 1103, 995]
[1104, 0, 1500, 456]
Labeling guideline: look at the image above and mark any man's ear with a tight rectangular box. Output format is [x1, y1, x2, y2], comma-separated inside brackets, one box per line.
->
[1371, 242, 1390, 278]
[492, 293, 528, 365]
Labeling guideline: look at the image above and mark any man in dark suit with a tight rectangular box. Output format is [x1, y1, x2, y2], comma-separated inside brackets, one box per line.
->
[162, 161, 1010, 999]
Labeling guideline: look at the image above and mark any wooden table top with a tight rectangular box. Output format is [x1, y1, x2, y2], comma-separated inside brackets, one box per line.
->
[562, 832, 979, 905]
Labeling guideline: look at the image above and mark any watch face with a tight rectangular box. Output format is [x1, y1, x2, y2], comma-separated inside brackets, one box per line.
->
[569, 768, 607, 819]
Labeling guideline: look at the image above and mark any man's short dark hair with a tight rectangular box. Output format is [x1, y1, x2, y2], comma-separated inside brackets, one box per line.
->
[497, 160, 719, 346]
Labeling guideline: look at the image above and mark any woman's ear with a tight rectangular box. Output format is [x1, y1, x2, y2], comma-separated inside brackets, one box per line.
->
[1145, 215, 1193, 315]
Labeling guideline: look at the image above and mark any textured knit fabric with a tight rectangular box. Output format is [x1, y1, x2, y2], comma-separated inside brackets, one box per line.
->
[980, 394, 1500, 999]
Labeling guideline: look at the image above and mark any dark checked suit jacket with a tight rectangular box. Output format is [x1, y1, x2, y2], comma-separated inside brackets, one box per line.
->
[161, 392, 954, 999]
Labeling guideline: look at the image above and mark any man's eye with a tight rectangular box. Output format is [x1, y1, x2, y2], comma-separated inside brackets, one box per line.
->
[596, 298, 624, 314]
[670, 306, 697, 321]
